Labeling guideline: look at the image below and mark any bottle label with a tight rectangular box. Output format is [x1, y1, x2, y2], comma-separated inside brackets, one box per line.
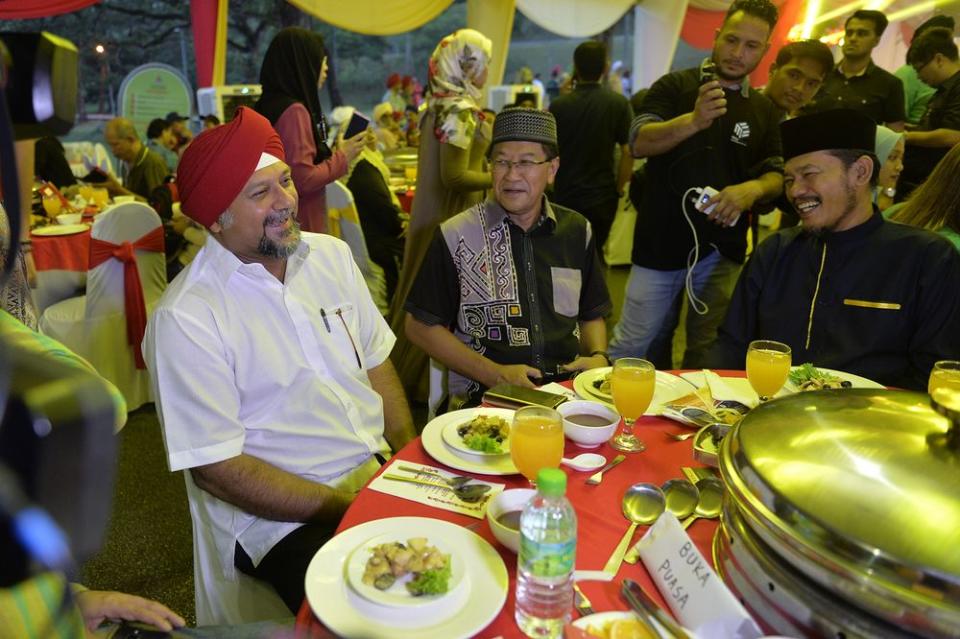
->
[519, 537, 575, 578]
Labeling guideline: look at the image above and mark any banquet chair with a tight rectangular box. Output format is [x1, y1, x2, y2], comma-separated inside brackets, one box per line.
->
[182, 473, 290, 625]
[39, 203, 167, 411]
[326, 180, 389, 315]
[427, 358, 449, 421]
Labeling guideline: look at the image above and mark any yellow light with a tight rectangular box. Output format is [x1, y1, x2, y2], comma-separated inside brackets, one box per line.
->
[813, 0, 869, 26]
[864, 0, 895, 9]
[94, 44, 105, 54]
[801, 0, 824, 38]
[888, 0, 953, 22]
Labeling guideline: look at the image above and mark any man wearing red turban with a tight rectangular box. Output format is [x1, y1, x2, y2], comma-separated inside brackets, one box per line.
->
[143, 108, 415, 622]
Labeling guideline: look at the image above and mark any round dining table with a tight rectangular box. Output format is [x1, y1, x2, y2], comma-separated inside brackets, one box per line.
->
[294, 373, 734, 638]
[30, 225, 92, 312]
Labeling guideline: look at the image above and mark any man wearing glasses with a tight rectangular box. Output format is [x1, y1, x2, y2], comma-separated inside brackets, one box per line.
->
[404, 107, 612, 408]
[900, 27, 960, 200]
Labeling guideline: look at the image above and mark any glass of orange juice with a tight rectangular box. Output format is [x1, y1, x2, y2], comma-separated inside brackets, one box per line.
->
[929, 361, 960, 396]
[510, 406, 564, 485]
[78, 184, 95, 202]
[610, 358, 656, 452]
[746, 340, 792, 401]
[42, 195, 62, 217]
[92, 188, 110, 208]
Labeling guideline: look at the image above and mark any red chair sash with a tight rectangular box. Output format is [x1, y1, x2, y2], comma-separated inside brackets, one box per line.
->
[88, 226, 165, 369]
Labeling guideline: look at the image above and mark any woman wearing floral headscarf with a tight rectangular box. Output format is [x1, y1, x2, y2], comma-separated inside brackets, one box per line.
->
[388, 29, 494, 401]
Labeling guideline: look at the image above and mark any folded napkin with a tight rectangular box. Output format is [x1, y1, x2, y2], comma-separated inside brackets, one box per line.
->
[539, 382, 577, 400]
[680, 370, 759, 409]
[367, 461, 504, 519]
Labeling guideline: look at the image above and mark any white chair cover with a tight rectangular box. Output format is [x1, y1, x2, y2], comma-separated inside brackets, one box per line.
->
[39, 203, 167, 411]
[427, 358, 448, 421]
[182, 473, 290, 625]
[326, 180, 389, 315]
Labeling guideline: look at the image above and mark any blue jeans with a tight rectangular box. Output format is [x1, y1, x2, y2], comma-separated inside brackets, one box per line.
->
[609, 250, 741, 368]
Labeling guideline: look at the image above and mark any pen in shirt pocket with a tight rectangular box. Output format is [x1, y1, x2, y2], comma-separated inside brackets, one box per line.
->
[336, 308, 363, 369]
[320, 307, 331, 332]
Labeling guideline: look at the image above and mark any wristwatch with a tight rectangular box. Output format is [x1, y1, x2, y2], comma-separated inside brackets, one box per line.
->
[590, 350, 611, 366]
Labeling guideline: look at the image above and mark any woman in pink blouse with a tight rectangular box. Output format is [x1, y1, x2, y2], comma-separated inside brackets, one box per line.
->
[255, 27, 367, 233]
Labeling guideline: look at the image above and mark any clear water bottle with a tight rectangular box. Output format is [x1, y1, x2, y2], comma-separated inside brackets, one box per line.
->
[515, 467, 577, 638]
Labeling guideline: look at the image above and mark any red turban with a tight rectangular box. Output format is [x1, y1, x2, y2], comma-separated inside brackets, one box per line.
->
[176, 107, 285, 228]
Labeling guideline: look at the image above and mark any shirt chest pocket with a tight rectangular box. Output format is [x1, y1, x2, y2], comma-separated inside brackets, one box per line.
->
[551, 267, 582, 318]
[322, 302, 365, 371]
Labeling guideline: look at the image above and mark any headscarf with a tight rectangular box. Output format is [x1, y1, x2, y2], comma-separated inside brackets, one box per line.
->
[255, 27, 332, 163]
[177, 107, 285, 228]
[327, 106, 401, 208]
[875, 125, 904, 168]
[425, 29, 492, 150]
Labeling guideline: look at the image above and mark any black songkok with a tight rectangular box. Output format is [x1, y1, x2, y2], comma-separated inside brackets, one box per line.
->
[781, 109, 876, 161]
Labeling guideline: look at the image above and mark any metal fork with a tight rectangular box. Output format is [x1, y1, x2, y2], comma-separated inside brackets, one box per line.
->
[585, 454, 626, 485]
[572, 582, 595, 617]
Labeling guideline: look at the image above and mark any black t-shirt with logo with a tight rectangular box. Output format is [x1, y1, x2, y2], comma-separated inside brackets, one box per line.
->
[631, 67, 783, 269]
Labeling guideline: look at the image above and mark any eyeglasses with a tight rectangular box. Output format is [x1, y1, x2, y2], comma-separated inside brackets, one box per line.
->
[491, 158, 551, 174]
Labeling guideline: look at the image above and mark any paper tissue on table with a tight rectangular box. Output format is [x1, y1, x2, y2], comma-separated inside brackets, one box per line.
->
[635, 513, 764, 639]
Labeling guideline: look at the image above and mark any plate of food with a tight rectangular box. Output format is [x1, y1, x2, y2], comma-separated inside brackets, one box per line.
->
[573, 367, 693, 415]
[31, 223, 89, 236]
[441, 413, 511, 457]
[346, 534, 466, 609]
[572, 611, 657, 638]
[422, 408, 519, 475]
[786, 364, 884, 392]
[306, 517, 507, 638]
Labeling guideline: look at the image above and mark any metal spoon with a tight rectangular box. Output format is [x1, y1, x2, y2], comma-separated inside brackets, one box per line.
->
[682, 477, 724, 529]
[602, 482, 666, 575]
[624, 479, 699, 564]
[397, 464, 478, 489]
[381, 473, 490, 503]
[561, 452, 607, 472]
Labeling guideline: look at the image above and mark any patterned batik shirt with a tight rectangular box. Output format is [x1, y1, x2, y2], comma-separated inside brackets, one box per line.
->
[405, 196, 611, 402]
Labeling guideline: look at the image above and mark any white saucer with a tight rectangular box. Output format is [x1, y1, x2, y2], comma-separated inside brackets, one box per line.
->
[422, 408, 519, 475]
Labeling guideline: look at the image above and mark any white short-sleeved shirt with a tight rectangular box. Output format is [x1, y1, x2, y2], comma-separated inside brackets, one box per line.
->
[144, 231, 395, 576]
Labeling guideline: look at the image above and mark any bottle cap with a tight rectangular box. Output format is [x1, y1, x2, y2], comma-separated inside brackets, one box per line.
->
[536, 468, 566, 496]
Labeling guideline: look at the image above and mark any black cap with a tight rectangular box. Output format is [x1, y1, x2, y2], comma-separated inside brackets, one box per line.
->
[914, 14, 955, 42]
[780, 109, 876, 162]
[165, 111, 188, 123]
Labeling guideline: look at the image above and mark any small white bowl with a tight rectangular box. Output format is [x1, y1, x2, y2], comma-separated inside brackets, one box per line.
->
[486, 488, 535, 553]
[56, 213, 82, 225]
[558, 400, 620, 448]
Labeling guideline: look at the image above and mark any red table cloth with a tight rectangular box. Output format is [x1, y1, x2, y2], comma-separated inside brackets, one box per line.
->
[31, 228, 92, 272]
[294, 372, 736, 638]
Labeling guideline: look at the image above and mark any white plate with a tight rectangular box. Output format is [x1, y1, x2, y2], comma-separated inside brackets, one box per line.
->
[306, 517, 508, 638]
[422, 408, 519, 475]
[345, 533, 467, 609]
[574, 368, 694, 415]
[785, 366, 884, 392]
[441, 414, 511, 457]
[32, 223, 89, 236]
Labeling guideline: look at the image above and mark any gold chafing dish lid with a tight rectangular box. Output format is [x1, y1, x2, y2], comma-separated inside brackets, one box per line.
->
[720, 388, 960, 608]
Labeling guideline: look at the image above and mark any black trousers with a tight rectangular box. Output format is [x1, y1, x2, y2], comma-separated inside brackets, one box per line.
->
[234, 522, 337, 614]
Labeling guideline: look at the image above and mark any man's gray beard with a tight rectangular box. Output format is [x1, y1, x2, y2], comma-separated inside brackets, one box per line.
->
[801, 184, 858, 238]
[257, 211, 301, 258]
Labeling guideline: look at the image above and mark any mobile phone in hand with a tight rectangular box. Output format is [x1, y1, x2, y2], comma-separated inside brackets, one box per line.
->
[699, 61, 718, 84]
[344, 112, 371, 139]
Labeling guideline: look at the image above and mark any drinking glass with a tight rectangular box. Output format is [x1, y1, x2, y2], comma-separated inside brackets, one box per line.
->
[92, 188, 110, 208]
[510, 405, 564, 485]
[610, 358, 656, 453]
[929, 360, 960, 396]
[78, 184, 95, 203]
[42, 195, 62, 217]
[746, 340, 792, 401]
